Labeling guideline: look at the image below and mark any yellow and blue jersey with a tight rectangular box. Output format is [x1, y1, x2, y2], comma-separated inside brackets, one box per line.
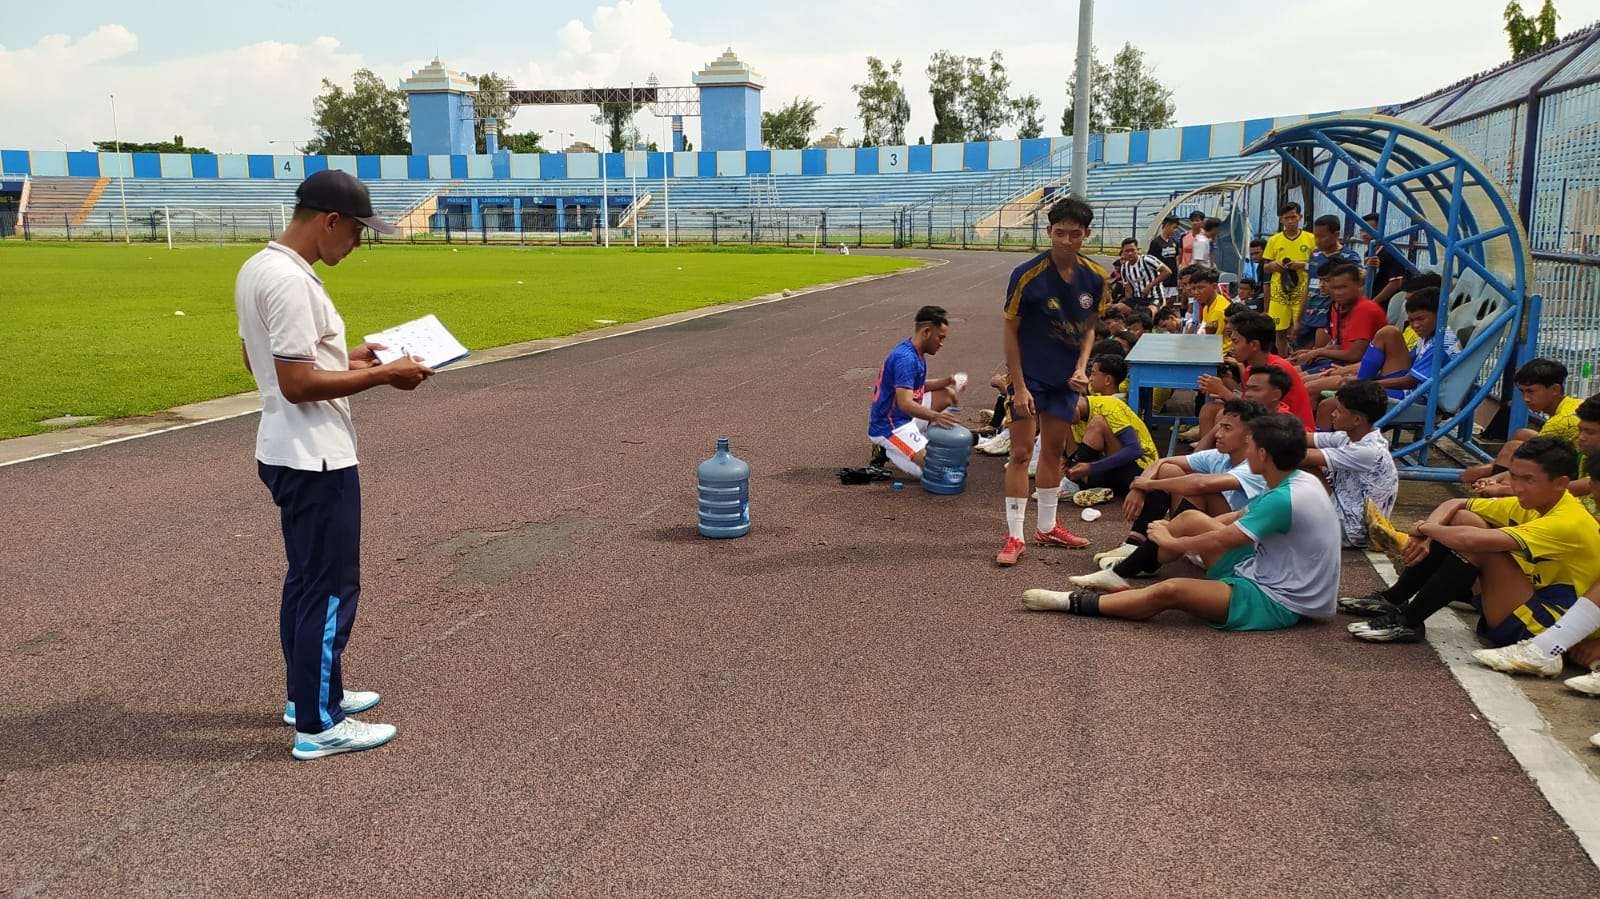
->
[1003, 252, 1107, 388]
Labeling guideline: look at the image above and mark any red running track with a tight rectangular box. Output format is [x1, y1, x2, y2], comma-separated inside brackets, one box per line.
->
[2, 250, 1596, 896]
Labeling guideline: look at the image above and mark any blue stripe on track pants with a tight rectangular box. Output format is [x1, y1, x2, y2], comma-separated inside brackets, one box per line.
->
[258, 462, 362, 735]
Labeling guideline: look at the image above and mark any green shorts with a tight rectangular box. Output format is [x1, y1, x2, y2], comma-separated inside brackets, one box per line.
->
[1206, 546, 1302, 632]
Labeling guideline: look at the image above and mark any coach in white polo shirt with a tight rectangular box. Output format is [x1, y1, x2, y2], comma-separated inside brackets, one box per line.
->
[236, 169, 431, 761]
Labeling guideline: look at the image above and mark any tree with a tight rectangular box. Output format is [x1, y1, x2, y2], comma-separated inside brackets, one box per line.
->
[927, 50, 968, 144]
[498, 130, 543, 154]
[92, 135, 209, 154]
[1013, 94, 1044, 139]
[593, 101, 643, 152]
[1505, 1, 1560, 60]
[853, 57, 911, 146]
[1062, 42, 1174, 135]
[1062, 48, 1110, 136]
[1104, 43, 1175, 131]
[466, 71, 517, 153]
[306, 69, 410, 155]
[762, 96, 821, 149]
[962, 51, 1014, 141]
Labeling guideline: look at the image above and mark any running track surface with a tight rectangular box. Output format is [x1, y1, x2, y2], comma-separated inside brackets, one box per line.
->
[3, 250, 1596, 896]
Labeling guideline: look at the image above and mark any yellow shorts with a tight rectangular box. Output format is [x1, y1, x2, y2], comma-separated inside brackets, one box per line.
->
[1268, 297, 1302, 332]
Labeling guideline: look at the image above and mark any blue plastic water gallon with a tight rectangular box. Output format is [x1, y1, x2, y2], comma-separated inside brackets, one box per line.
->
[697, 437, 751, 538]
[922, 421, 973, 495]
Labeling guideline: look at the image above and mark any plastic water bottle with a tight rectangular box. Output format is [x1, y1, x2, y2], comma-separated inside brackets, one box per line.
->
[922, 421, 974, 495]
[697, 437, 751, 538]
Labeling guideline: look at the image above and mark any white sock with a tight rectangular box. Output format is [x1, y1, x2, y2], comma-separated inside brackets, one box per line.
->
[1005, 497, 1026, 541]
[1532, 597, 1600, 657]
[1036, 486, 1061, 532]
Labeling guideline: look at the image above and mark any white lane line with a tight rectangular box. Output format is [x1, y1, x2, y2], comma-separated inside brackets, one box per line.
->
[1364, 549, 1600, 867]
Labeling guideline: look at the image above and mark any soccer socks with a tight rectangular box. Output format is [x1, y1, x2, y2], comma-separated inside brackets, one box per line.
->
[1381, 540, 1454, 605]
[1036, 487, 1061, 532]
[1068, 592, 1102, 616]
[1113, 540, 1163, 578]
[1400, 551, 1481, 628]
[1532, 597, 1600, 657]
[1005, 497, 1027, 541]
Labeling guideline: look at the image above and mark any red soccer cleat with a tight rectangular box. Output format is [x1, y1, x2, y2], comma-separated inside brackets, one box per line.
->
[1035, 524, 1091, 548]
[995, 536, 1026, 566]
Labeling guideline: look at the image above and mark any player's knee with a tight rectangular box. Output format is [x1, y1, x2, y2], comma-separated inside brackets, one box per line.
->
[1155, 461, 1185, 478]
[1512, 429, 1539, 443]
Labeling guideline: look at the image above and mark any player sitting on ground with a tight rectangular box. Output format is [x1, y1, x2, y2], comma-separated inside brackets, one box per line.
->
[1062, 354, 1159, 505]
[1302, 380, 1397, 548]
[866, 305, 965, 478]
[1344, 437, 1600, 645]
[1023, 413, 1340, 630]
[1308, 287, 1459, 429]
[1073, 399, 1273, 593]
[998, 196, 1106, 566]
[1462, 359, 1582, 496]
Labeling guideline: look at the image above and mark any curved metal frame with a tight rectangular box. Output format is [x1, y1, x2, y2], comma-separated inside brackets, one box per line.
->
[1243, 115, 1539, 480]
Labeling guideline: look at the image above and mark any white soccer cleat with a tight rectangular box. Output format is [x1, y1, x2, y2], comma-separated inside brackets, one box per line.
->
[1590, 731, 1600, 751]
[1470, 640, 1563, 678]
[283, 689, 381, 726]
[1094, 543, 1137, 570]
[1021, 588, 1074, 611]
[1565, 666, 1600, 697]
[291, 717, 397, 761]
[976, 432, 1012, 456]
[1067, 569, 1131, 592]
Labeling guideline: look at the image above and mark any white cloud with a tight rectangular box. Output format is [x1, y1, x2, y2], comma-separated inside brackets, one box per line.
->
[0, 27, 371, 153]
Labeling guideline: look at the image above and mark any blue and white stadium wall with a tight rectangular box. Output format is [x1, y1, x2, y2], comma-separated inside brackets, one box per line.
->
[0, 111, 1370, 181]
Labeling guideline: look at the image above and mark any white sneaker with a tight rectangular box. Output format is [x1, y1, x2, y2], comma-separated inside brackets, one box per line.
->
[283, 690, 381, 726]
[291, 717, 397, 761]
[1471, 640, 1563, 678]
[1094, 543, 1137, 570]
[976, 432, 1011, 456]
[1021, 588, 1073, 611]
[1067, 569, 1130, 592]
[1565, 666, 1600, 697]
[1590, 731, 1600, 750]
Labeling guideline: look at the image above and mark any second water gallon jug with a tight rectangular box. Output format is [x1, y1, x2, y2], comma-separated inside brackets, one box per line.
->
[921, 421, 973, 495]
[696, 437, 751, 538]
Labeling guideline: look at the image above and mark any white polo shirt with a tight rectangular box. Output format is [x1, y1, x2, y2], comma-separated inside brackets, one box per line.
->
[235, 242, 358, 471]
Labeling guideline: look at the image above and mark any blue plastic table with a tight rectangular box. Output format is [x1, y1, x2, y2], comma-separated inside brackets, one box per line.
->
[1125, 334, 1223, 454]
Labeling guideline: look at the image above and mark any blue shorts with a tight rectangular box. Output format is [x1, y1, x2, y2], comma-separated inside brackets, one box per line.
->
[1012, 377, 1080, 424]
[1472, 583, 1579, 647]
[1207, 546, 1303, 632]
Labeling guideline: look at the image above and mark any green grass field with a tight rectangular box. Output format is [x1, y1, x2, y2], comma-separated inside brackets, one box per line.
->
[0, 243, 920, 440]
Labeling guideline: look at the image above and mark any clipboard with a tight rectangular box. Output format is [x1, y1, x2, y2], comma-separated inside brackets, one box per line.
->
[364, 314, 470, 369]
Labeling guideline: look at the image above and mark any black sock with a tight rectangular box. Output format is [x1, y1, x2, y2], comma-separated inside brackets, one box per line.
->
[1114, 540, 1163, 578]
[1130, 490, 1173, 536]
[1401, 552, 1481, 627]
[1381, 540, 1453, 604]
[1069, 592, 1102, 616]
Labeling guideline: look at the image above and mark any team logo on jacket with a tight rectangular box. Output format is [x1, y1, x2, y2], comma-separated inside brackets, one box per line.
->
[1046, 297, 1060, 311]
[1078, 292, 1095, 309]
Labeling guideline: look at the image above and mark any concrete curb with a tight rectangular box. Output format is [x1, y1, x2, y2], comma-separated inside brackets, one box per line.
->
[1365, 549, 1600, 868]
[0, 258, 941, 469]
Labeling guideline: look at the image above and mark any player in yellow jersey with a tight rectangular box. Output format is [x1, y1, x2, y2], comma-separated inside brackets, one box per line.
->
[1062, 354, 1160, 503]
[1464, 359, 1584, 496]
[1262, 202, 1316, 356]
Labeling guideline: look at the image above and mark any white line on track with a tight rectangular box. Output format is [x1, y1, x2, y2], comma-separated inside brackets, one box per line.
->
[1364, 549, 1600, 866]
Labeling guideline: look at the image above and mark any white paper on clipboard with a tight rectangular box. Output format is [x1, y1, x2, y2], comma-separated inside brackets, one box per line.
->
[364, 314, 470, 369]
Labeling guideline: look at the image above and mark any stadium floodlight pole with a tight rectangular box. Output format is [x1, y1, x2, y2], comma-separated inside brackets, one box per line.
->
[631, 81, 638, 247]
[109, 92, 131, 244]
[662, 117, 671, 248]
[1070, 0, 1094, 199]
[598, 122, 610, 247]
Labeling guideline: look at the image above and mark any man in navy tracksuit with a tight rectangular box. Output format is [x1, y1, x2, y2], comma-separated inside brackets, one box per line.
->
[235, 170, 432, 760]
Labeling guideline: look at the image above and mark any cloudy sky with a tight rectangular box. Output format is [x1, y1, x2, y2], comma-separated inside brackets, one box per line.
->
[5, 0, 1599, 153]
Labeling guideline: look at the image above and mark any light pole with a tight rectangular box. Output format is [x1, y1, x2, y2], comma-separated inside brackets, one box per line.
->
[1070, 0, 1094, 199]
[597, 120, 610, 247]
[630, 80, 638, 247]
[662, 116, 671, 248]
[109, 93, 130, 244]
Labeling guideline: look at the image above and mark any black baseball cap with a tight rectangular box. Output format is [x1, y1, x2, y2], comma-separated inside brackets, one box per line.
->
[295, 169, 395, 234]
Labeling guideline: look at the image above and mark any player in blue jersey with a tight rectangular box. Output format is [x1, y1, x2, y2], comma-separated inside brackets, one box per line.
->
[867, 305, 966, 478]
[998, 196, 1109, 566]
